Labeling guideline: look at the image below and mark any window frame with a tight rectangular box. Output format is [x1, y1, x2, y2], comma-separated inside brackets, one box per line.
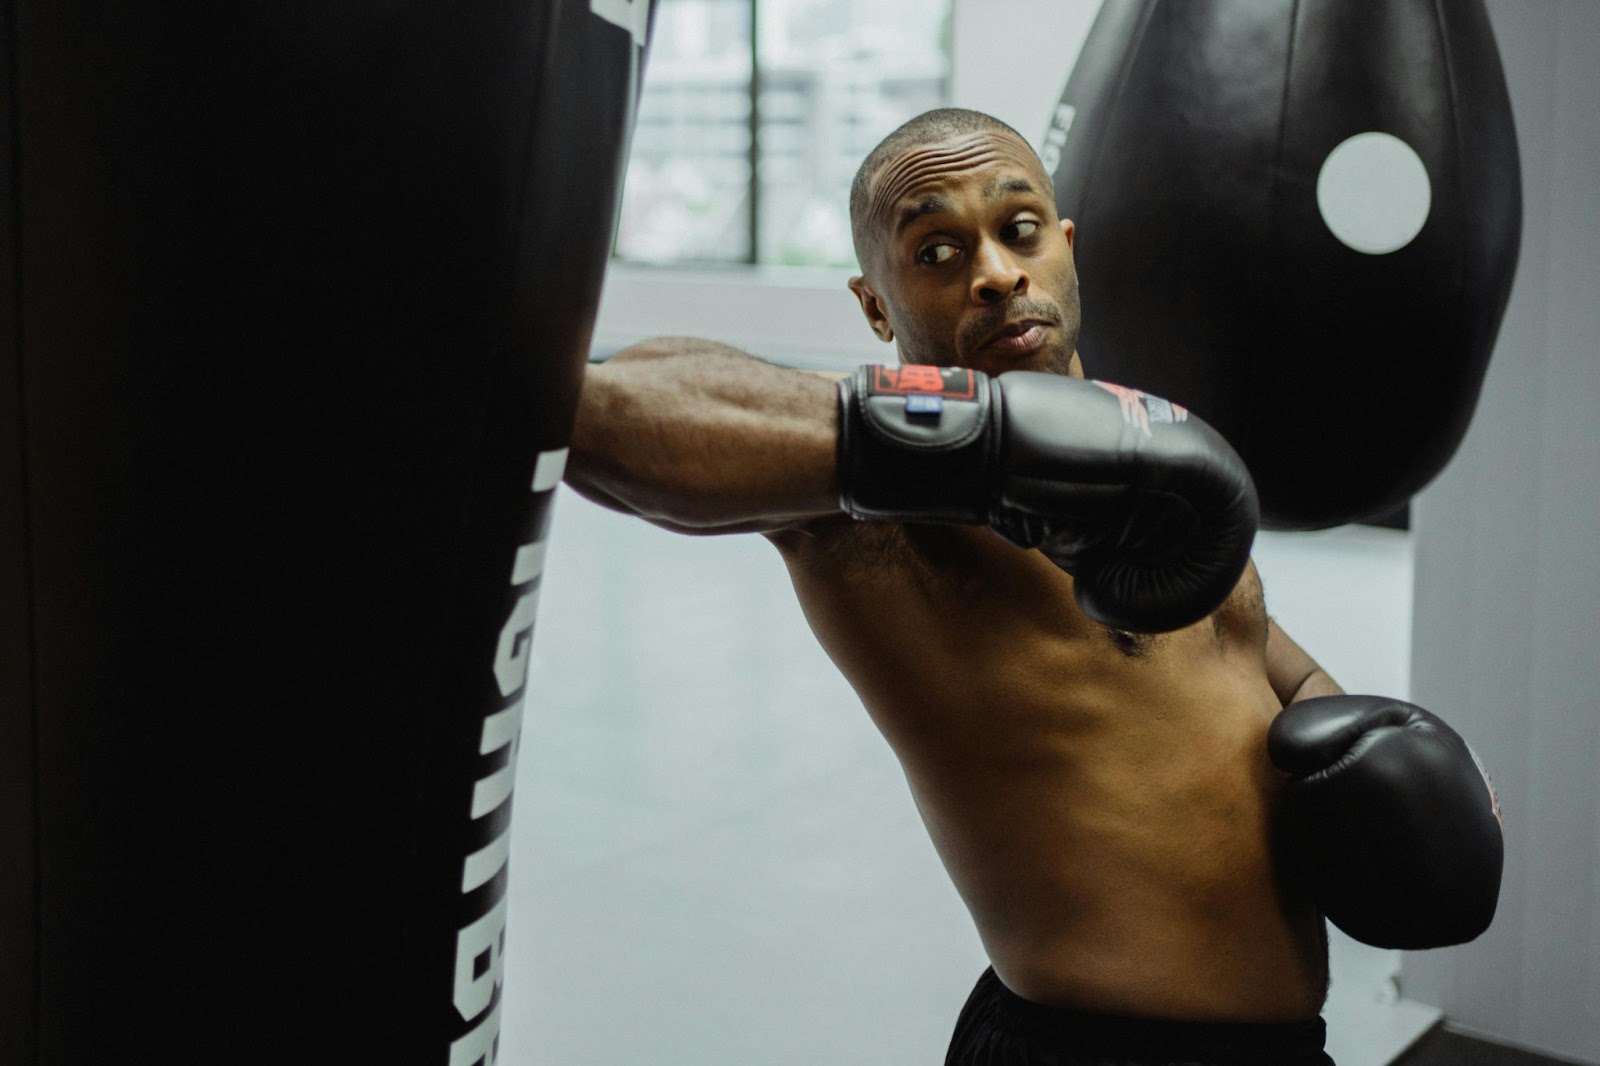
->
[614, 0, 951, 272]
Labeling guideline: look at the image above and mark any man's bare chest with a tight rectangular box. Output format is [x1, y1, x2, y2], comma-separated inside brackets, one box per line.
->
[797, 519, 1270, 659]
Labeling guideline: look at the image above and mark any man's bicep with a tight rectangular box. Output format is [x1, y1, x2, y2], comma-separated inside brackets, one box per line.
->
[1264, 616, 1344, 706]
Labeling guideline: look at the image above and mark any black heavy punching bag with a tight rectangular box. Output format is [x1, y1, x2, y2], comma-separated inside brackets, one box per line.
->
[0, 1, 651, 1062]
[1046, 0, 1521, 530]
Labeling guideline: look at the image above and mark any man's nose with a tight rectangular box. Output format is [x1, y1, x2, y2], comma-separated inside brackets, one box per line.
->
[970, 238, 1028, 304]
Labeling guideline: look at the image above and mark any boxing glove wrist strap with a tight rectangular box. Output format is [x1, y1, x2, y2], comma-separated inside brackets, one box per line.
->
[837, 364, 999, 523]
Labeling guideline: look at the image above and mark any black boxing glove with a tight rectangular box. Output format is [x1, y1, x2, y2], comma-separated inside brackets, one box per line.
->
[1268, 695, 1504, 949]
[836, 364, 1258, 633]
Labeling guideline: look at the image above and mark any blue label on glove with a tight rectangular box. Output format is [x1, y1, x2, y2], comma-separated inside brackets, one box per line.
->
[905, 395, 943, 416]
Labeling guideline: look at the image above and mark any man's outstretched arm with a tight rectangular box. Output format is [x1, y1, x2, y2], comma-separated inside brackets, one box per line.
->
[572, 341, 1260, 631]
[566, 338, 843, 534]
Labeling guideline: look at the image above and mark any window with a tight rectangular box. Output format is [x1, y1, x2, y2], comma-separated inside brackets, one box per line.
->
[614, 0, 953, 270]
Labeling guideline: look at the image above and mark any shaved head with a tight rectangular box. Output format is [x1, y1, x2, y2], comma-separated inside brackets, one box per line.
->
[843, 107, 1081, 378]
[850, 108, 1044, 270]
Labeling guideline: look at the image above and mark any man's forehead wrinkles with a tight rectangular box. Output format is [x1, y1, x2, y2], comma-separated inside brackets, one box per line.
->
[869, 143, 1013, 227]
[860, 132, 1050, 270]
[872, 143, 994, 210]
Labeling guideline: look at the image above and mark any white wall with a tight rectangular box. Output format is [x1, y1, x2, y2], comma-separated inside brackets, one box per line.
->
[949, 0, 1101, 150]
[1405, 2, 1600, 1060]
[593, 264, 882, 370]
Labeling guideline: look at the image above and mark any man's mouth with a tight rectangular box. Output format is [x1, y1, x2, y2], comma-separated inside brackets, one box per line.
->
[983, 320, 1050, 355]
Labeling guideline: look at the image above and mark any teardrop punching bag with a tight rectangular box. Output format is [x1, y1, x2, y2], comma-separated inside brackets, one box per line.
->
[1, 1, 651, 1062]
[1046, 0, 1522, 530]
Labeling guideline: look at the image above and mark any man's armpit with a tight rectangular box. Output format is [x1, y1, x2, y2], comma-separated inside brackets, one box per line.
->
[766, 518, 928, 580]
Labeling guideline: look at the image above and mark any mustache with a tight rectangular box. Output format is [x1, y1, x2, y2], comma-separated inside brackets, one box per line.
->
[961, 298, 1062, 352]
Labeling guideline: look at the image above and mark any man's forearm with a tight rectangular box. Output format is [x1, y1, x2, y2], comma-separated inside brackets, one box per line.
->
[566, 338, 842, 532]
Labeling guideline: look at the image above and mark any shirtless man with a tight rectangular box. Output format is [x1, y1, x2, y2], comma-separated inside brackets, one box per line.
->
[564, 109, 1501, 1065]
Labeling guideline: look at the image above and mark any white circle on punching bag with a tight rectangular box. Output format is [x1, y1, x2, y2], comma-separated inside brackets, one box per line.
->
[1316, 132, 1433, 255]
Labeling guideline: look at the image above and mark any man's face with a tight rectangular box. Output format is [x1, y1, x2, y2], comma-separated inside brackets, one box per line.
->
[849, 130, 1082, 378]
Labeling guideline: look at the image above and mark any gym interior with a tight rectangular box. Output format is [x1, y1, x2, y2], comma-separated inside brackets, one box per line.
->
[3, 1, 1595, 1064]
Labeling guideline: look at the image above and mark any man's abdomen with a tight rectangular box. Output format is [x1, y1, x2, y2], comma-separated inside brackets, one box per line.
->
[784, 522, 1327, 1020]
[902, 661, 1328, 1022]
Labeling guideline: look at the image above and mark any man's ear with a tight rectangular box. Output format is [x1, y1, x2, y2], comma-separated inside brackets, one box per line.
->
[847, 276, 895, 343]
[1060, 217, 1076, 248]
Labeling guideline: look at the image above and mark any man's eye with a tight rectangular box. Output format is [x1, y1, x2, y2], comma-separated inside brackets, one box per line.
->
[1005, 219, 1041, 241]
[918, 243, 958, 265]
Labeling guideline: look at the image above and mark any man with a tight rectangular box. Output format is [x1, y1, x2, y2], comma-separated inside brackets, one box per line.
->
[565, 109, 1495, 1065]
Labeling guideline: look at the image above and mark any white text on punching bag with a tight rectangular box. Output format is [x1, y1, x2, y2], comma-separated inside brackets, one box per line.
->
[449, 447, 568, 1065]
[1041, 103, 1076, 178]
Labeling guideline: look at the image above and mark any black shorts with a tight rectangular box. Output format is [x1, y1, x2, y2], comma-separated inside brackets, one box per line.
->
[946, 968, 1336, 1066]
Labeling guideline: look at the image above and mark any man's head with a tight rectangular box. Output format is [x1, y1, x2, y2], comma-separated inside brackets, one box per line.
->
[848, 108, 1082, 378]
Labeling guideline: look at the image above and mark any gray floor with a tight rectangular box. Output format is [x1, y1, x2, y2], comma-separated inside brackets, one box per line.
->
[1395, 1026, 1590, 1066]
[501, 488, 1429, 1065]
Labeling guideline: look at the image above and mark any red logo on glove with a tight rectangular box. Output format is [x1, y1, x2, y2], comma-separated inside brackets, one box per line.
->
[1092, 381, 1188, 436]
[870, 365, 978, 400]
